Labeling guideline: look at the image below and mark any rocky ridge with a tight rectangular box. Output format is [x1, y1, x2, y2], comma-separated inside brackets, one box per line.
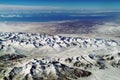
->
[4, 58, 92, 80]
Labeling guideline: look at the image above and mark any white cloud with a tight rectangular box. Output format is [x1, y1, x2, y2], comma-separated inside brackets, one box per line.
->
[0, 4, 62, 10]
[0, 14, 22, 18]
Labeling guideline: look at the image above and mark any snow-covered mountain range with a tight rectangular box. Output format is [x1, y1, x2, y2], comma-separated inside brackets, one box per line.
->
[0, 32, 119, 49]
[0, 32, 120, 80]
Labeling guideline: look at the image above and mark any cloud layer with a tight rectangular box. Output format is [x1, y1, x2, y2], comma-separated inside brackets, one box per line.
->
[0, 5, 61, 10]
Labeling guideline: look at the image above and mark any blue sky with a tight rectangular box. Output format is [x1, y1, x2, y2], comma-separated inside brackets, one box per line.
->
[0, 0, 119, 10]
